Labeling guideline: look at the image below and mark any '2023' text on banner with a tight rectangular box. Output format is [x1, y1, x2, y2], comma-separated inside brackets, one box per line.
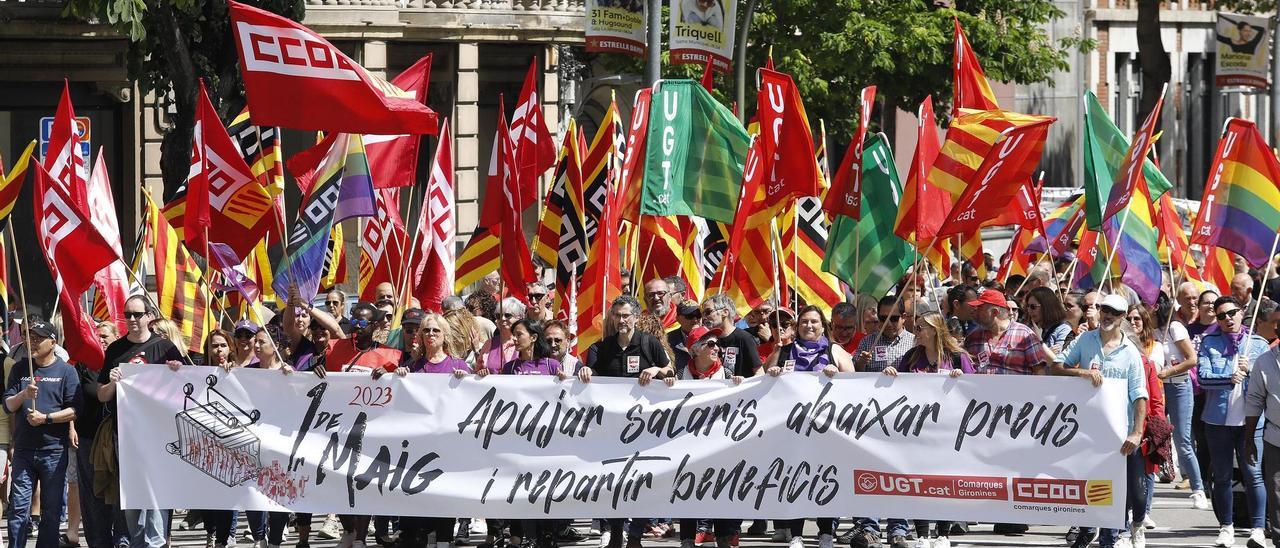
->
[117, 366, 1128, 528]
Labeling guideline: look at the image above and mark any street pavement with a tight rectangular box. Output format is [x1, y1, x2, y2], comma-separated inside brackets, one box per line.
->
[76, 483, 1228, 548]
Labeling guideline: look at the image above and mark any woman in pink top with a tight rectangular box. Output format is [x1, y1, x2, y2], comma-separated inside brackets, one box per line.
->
[478, 297, 525, 372]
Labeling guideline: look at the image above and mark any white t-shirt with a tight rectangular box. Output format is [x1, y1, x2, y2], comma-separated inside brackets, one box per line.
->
[1155, 321, 1190, 383]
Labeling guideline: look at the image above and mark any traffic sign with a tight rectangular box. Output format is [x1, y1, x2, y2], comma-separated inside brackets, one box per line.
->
[38, 116, 91, 162]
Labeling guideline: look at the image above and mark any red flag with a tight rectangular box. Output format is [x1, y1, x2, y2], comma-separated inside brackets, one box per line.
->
[44, 81, 89, 214]
[412, 119, 455, 312]
[184, 81, 275, 260]
[757, 69, 821, 207]
[937, 118, 1054, 236]
[510, 59, 556, 210]
[479, 98, 536, 302]
[1156, 193, 1193, 275]
[34, 161, 116, 369]
[1103, 89, 1166, 224]
[701, 59, 715, 92]
[359, 189, 406, 302]
[894, 96, 948, 243]
[619, 88, 652, 223]
[723, 138, 765, 286]
[986, 177, 1046, 230]
[952, 17, 1000, 117]
[366, 53, 433, 189]
[85, 151, 129, 331]
[228, 1, 437, 135]
[824, 86, 876, 219]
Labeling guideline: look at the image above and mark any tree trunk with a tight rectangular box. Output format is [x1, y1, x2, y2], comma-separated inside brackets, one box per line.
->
[1136, 0, 1170, 129]
[154, 0, 200, 199]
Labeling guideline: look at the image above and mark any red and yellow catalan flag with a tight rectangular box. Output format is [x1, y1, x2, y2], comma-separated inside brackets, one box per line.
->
[0, 140, 36, 226]
[146, 193, 211, 354]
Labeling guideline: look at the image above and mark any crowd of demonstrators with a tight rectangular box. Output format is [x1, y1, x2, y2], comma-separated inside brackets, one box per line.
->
[17, 246, 1280, 548]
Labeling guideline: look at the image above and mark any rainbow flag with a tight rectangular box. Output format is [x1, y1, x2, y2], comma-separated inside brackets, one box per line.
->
[1096, 181, 1162, 304]
[1191, 118, 1280, 269]
[1028, 194, 1085, 257]
[1082, 91, 1173, 230]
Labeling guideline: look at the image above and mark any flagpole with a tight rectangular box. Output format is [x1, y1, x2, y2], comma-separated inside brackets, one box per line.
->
[791, 202, 800, 307]
[396, 184, 423, 311]
[1245, 232, 1280, 336]
[127, 197, 193, 362]
[1012, 252, 1053, 297]
[876, 231, 943, 342]
[256, 126, 292, 289]
[7, 224, 35, 381]
[769, 218, 783, 313]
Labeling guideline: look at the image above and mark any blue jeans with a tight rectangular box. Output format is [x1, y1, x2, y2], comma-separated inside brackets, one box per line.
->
[856, 518, 909, 537]
[1078, 450, 1146, 547]
[1165, 381, 1204, 491]
[1205, 423, 1265, 529]
[125, 509, 171, 548]
[246, 510, 268, 541]
[8, 447, 69, 548]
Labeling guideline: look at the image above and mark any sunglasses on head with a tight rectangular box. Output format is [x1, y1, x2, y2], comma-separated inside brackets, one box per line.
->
[1216, 309, 1242, 320]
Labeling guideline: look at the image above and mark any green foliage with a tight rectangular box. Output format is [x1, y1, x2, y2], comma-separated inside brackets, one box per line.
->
[1216, 0, 1278, 13]
[598, 0, 1091, 143]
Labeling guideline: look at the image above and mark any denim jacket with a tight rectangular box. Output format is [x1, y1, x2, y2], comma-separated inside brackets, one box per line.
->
[1198, 330, 1269, 426]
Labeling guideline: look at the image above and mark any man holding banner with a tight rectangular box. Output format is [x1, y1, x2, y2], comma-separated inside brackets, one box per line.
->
[1052, 294, 1149, 548]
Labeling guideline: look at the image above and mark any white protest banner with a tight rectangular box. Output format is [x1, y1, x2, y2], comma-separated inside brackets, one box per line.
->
[1215, 12, 1271, 89]
[118, 366, 1128, 528]
[668, 0, 736, 72]
[586, 0, 646, 57]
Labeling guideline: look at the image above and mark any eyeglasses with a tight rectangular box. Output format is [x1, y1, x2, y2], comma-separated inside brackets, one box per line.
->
[1100, 307, 1124, 317]
[1127, 316, 1142, 323]
[124, 311, 148, 319]
[646, 291, 669, 298]
[326, 301, 342, 306]
[350, 318, 371, 329]
[420, 328, 443, 334]
[878, 315, 902, 322]
[528, 293, 547, 301]
[1216, 309, 1242, 320]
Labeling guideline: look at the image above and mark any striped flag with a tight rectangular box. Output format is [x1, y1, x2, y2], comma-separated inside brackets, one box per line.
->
[1073, 229, 1106, 290]
[146, 194, 212, 354]
[720, 138, 777, 314]
[678, 217, 705, 304]
[951, 17, 1000, 116]
[0, 140, 36, 226]
[273, 136, 358, 301]
[577, 110, 626, 352]
[997, 226, 1039, 283]
[637, 215, 684, 283]
[1155, 193, 1200, 283]
[1191, 118, 1280, 268]
[780, 197, 842, 309]
[619, 89, 651, 223]
[1028, 194, 1086, 257]
[700, 220, 730, 293]
[582, 101, 622, 245]
[1203, 246, 1237, 293]
[823, 134, 914, 298]
[1092, 181, 1162, 304]
[894, 96, 946, 245]
[958, 232, 988, 282]
[321, 223, 348, 290]
[533, 120, 587, 320]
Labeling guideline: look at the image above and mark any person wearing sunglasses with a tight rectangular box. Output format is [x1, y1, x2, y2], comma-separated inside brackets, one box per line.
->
[97, 296, 185, 548]
[1153, 292, 1210, 512]
[851, 296, 915, 548]
[854, 296, 915, 374]
[669, 302, 703, 377]
[324, 289, 354, 335]
[324, 302, 402, 376]
[1197, 296, 1270, 548]
[1051, 293, 1150, 548]
[699, 293, 761, 378]
[477, 297, 526, 373]
[524, 282, 552, 322]
[1187, 289, 1222, 347]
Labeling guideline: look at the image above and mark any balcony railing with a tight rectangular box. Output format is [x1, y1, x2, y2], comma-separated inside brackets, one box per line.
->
[306, 0, 585, 13]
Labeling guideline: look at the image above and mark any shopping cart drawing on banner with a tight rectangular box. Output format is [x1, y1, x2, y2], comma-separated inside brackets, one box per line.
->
[166, 374, 263, 487]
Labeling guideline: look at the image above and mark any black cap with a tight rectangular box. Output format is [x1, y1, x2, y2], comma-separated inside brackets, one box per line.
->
[402, 308, 426, 325]
[351, 301, 384, 321]
[676, 302, 701, 317]
[26, 319, 56, 340]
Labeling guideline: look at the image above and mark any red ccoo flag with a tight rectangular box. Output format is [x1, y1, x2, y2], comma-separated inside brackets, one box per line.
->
[824, 86, 875, 219]
[509, 59, 556, 211]
[366, 53, 433, 189]
[228, 1, 437, 135]
[34, 160, 117, 369]
[412, 119, 455, 312]
[85, 151, 130, 331]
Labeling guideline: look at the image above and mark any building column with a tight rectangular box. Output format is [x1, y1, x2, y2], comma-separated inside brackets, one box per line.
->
[363, 40, 388, 80]
[454, 42, 482, 245]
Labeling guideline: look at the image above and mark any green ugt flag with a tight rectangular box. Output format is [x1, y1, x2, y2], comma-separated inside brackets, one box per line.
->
[822, 134, 915, 299]
[1082, 90, 1173, 230]
[642, 80, 749, 224]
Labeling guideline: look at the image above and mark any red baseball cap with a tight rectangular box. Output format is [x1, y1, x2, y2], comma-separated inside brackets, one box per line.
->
[966, 289, 1009, 309]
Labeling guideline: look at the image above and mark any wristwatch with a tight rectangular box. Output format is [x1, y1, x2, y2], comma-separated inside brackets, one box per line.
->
[43, 415, 50, 425]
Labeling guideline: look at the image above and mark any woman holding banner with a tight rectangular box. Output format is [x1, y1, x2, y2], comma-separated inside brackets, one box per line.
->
[880, 311, 971, 548]
[477, 298, 525, 373]
[392, 312, 466, 548]
[198, 330, 238, 548]
[763, 306, 852, 548]
[247, 325, 298, 548]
